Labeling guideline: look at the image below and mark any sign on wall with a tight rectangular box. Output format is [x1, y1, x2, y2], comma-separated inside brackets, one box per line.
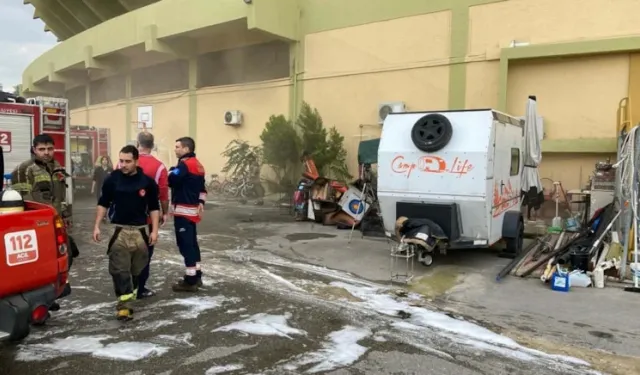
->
[137, 105, 153, 129]
[0, 131, 12, 152]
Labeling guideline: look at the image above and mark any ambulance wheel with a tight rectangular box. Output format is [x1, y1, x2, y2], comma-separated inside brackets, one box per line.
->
[411, 114, 453, 153]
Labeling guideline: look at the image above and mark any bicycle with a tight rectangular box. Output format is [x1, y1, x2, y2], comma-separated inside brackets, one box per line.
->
[223, 174, 255, 198]
[206, 173, 223, 193]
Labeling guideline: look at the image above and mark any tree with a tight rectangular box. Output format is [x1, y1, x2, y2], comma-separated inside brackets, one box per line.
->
[296, 102, 351, 181]
[259, 115, 302, 193]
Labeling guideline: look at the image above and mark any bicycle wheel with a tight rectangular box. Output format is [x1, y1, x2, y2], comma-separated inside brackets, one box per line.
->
[233, 184, 243, 197]
[208, 181, 221, 193]
[222, 183, 235, 196]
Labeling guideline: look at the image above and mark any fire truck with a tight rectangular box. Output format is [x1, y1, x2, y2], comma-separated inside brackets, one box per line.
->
[0, 92, 74, 216]
[70, 126, 111, 195]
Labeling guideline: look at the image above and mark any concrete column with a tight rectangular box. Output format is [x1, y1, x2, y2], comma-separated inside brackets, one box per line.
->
[188, 57, 198, 140]
[125, 73, 132, 143]
[84, 81, 90, 125]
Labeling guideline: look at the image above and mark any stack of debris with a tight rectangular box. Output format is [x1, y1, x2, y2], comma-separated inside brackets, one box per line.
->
[500, 203, 625, 290]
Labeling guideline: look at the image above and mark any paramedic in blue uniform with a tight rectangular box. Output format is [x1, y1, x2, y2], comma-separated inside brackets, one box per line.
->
[168, 136, 207, 292]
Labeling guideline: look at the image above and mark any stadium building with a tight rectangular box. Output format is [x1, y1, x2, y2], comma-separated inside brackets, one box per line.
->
[21, 0, 640, 189]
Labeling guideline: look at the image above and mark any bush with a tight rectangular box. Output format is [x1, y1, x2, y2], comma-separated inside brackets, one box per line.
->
[220, 139, 262, 177]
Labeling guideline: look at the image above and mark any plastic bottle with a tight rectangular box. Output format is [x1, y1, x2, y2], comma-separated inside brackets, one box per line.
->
[593, 267, 605, 288]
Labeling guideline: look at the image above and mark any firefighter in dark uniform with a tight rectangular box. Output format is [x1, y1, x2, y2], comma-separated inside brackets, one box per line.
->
[12, 134, 71, 220]
[93, 145, 160, 320]
[169, 137, 207, 292]
[11, 134, 76, 307]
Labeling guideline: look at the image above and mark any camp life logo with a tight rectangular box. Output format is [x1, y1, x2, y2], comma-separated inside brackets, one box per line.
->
[391, 155, 473, 178]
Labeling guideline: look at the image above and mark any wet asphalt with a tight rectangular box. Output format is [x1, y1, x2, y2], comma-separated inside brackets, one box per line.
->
[0, 197, 599, 375]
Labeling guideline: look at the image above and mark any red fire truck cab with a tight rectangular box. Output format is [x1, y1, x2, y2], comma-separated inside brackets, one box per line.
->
[0, 95, 74, 215]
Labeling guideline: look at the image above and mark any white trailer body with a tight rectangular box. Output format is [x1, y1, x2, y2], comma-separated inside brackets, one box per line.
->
[377, 109, 524, 250]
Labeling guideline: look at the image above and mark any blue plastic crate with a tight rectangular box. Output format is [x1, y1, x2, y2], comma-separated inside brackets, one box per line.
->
[551, 271, 570, 292]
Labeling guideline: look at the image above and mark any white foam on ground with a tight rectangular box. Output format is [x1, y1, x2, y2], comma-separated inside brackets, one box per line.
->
[212, 312, 306, 339]
[16, 335, 168, 362]
[226, 308, 247, 314]
[205, 364, 245, 374]
[281, 326, 370, 373]
[331, 281, 591, 368]
[257, 266, 305, 292]
[93, 341, 169, 361]
[240, 252, 379, 288]
[133, 319, 176, 331]
[159, 296, 231, 319]
[156, 333, 194, 347]
[58, 302, 114, 317]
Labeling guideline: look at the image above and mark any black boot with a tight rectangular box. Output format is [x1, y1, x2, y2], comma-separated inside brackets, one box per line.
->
[196, 270, 203, 287]
[172, 275, 199, 292]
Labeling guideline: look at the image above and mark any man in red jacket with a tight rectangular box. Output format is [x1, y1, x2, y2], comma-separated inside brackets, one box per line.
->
[129, 132, 169, 298]
[168, 136, 206, 292]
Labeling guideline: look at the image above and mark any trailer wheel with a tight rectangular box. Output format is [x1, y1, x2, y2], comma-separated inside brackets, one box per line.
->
[411, 114, 453, 152]
[505, 220, 524, 255]
[418, 251, 434, 267]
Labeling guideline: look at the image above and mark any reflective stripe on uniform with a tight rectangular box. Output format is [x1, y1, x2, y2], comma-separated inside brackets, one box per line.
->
[33, 174, 51, 183]
[185, 267, 197, 276]
[173, 205, 199, 216]
[11, 182, 32, 191]
[118, 292, 136, 302]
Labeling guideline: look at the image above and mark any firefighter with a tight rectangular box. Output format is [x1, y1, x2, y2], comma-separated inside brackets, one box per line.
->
[93, 145, 160, 320]
[11, 134, 71, 219]
[134, 132, 169, 299]
[168, 137, 206, 292]
[11, 134, 77, 309]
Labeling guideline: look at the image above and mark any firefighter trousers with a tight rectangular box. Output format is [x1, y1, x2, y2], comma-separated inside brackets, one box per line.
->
[174, 216, 201, 285]
[107, 226, 149, 311]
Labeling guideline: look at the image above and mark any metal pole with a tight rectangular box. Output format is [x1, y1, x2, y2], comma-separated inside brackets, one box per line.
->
[348, 183, 366, 243]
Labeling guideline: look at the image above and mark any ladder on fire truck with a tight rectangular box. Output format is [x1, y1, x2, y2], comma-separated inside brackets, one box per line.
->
[26, 96, 73, 208]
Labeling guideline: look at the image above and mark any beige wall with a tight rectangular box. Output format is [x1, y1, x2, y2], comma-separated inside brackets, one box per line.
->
[539, 153, 617, 190]
[70, 81, 290, 175]
[303, 11, 451, 172]
[506, 54, 628, 138]
[465, 0, 639, 191]
[469, 0, 640, 57]
[465, 61, 500, 109]
[196, 79, 291, 175]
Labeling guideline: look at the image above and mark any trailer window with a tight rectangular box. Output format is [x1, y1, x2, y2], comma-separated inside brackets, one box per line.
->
[510, 148, 520, 176]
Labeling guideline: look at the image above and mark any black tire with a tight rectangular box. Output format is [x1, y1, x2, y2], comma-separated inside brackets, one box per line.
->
[411, 114, 453, 152]
[505, 220, 524, 255]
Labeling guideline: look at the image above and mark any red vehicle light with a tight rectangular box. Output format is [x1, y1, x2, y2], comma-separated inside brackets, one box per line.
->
[31, 305, 49, 324]
[54, 215, 68, 256]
